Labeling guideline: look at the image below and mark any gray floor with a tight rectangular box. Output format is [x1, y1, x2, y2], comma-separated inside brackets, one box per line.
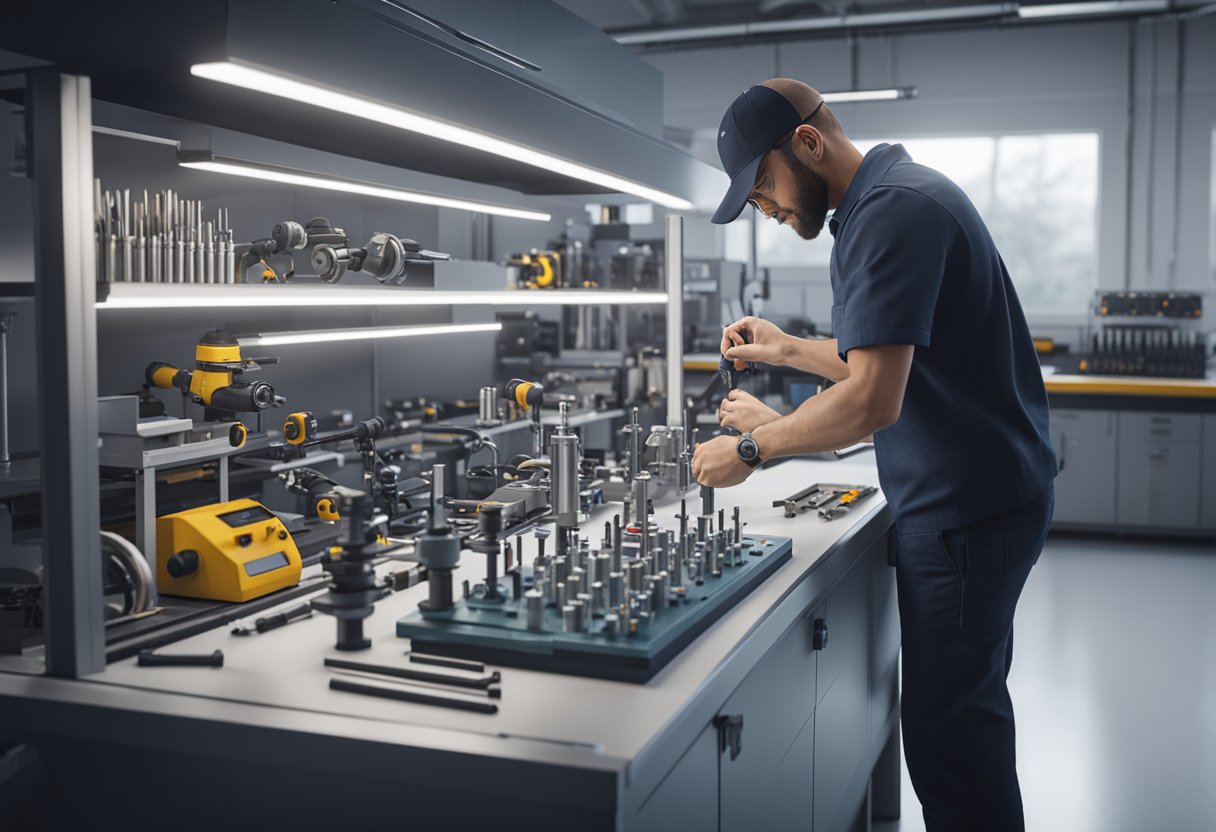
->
[874, 533, 1216, 832]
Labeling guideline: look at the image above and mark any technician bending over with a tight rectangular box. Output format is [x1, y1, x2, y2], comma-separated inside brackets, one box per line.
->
[692, 78, 1058, 832]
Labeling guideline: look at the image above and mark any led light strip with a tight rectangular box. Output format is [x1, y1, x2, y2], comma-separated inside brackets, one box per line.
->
[96, 284, 668, 309]
[178, 157, 551, 222]
[190, 61, 695, 211]
[237, 322, 502, 347]
[1017, 1, 1168, 18]
[821, 88, 918, 103]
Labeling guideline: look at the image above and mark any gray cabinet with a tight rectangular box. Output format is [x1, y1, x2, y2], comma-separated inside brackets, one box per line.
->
[1117, 412, 1202, 529]
[1203, 415, 1216, 530]
[719, 606, 818, 831]
[1050, 409, 1117, 525]
[632, 722, 719, 832]
[814, 557, 872, 832]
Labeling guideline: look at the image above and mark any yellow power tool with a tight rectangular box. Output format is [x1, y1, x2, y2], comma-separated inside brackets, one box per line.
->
[156, 498, 303, 603]
[508, 250, 562, 289]
[145, 329, 286, 421]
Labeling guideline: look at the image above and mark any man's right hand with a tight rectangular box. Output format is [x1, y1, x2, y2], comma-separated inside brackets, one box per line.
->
[721, 316, 792, 370]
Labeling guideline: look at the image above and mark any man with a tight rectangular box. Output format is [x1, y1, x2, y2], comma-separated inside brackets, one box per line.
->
[692, 78, 1058, 832]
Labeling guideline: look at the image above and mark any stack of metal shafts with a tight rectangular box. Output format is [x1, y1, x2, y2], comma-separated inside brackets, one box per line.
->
[94, 181, 236, 284]
[527, 483, 749, 637]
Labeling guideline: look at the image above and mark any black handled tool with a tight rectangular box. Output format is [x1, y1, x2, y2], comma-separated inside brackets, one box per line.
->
[231, 602, 312, 636]
[329, 678, 498, 714]
[138, 649, 224, 667]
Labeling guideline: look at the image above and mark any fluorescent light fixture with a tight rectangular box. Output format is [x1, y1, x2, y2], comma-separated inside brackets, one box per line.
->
[190, 61, 695, 211]
[178, 155, 551, 222]
[1017, 1, 1168, 18]
[238, 322, 502, 347]
[821, 88, 918, 104]
[96, 283, 668, 309]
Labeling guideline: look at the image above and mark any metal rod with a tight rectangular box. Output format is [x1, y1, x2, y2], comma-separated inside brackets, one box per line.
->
[0, 312, 11, 467]
[665, 213, 684, 427]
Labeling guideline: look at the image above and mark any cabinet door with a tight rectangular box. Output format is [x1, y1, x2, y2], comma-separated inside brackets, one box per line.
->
[719, 608, 818, 832]
[1117, 412, 1202, 529]
[870, 537, 900, 746]
[814, 559, 871, 832]
[631, 721, 719, 832]
[1049, 409, 1117, 525]
[1202, 415, 1216, 530]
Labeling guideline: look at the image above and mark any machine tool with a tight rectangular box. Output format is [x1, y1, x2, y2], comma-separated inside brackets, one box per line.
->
[307, 216, 450, 285]
[237, 219, 308, 282]
[145, 330, 285, 421]
[775, 483, 878, 521]
[398, 410, 790, 682]
[155, 498, 303, 603]
[507, 249, 564, 289]
[505, 377, 546, 457]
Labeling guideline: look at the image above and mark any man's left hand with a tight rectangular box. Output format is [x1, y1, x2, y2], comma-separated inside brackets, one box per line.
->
[719, 389, 781, 433]
[692, 434, 754, 488]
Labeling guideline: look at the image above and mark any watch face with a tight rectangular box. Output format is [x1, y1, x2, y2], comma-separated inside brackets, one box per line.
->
[738, 436, 759, 462]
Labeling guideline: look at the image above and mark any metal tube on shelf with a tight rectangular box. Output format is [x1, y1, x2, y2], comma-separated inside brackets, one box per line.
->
[664, 213, 684, 428]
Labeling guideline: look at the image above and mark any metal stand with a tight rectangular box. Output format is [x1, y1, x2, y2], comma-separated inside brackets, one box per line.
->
[0, 309, 14, 469]
[30, 70, 106, 677]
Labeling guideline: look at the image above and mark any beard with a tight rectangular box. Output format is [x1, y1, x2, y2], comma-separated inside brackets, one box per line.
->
[778, 143, 830, 241]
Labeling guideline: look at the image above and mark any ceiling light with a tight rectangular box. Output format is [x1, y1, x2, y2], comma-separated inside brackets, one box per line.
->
[1017, 1, 1168, 18]
[178, 155, 550, 222]
[95, 283, 668, 309]
[237, 322, 502, 347]
[190, 61, 694, 211]
[821, 88, 918, 104]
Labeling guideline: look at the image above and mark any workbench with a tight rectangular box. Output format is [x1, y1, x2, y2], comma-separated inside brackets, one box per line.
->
[0, 455, 899, 831]
[1043, 373, 1216, 535]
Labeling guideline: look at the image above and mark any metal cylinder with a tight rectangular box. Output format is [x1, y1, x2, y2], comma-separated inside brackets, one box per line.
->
[701, 484, 714, 518]
[478, 385, 499, 425]
[592, 580, 608, 615]
[659, 571, 671, 607]
[649, 576, 665, 611]
[555, 581, 568, 610]
[632, 471, 651, 532]
[609, 572, 625, 607]
[665, 213, 684, 428]
[603, 613, 620, 637]
[554, 555, 570, 584]
[430, 464, 447, 531]
[568, 567, 585, 597]
[576, 593, 592, 631]
[627, 561, 645, 592]
[562, 604, 578, 633]
[525, 589, 544, 630]
[551, 432, 581, 528]
[594, 553, 611, 585]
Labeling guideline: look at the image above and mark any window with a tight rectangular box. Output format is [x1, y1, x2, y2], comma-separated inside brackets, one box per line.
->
[738, 132, 1101, 314]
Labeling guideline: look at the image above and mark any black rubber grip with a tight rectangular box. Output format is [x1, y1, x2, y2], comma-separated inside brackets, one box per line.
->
[138, 649, 224, 668]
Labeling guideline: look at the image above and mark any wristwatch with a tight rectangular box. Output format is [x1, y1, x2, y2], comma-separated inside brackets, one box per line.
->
[736, 432, 762, 468]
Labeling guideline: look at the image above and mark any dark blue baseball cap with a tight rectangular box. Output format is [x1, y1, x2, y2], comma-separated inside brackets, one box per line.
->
[712, 80, 821, 224]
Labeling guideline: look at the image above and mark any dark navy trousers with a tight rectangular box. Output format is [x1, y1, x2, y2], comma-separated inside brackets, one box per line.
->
[895, 485, 1054, 832]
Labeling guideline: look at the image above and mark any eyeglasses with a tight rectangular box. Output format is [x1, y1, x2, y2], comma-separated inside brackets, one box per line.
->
[747, 100, 824, 213]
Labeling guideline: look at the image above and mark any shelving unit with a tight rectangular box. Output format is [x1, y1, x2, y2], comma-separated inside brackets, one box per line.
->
[94, 282, 668, 309]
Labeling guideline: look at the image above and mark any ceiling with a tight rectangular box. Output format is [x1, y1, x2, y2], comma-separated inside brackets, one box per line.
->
[556, 0, 1002, 33]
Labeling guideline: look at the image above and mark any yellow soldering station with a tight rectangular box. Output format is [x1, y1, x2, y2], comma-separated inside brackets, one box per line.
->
[156, 498, 303, 603]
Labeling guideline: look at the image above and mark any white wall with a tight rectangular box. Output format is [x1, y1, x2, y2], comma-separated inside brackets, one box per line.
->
[639, 15, 1216, 335]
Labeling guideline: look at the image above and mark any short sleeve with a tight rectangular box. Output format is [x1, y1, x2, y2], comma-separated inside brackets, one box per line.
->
[832, 187, 955, 361]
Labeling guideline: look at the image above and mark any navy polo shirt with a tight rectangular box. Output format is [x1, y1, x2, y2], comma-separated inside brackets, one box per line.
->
[829, 143, 1057, 533]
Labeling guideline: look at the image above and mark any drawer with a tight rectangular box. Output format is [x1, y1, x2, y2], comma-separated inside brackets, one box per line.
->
[1118, 412, 1202, 445]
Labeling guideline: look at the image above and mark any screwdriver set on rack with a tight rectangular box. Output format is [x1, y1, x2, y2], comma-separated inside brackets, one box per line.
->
[94, 182, 237, 284]
[1077, 291, 1210, 379]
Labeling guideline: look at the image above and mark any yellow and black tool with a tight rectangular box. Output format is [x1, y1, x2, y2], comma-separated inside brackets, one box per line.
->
[283, 411, 318, 445]
[228, 422, 248, 448]
[508, 250, 562, 289]
[156, 498, 303, 603]
[145, 330, 286, 421]
[505, 378, 544, 411]
[281, 467, 355, 522]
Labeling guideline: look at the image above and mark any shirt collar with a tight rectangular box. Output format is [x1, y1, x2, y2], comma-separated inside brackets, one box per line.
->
[829, 143, 910, 238]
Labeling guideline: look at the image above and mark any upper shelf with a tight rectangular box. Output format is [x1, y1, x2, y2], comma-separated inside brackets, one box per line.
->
[0, 0, 723, 208]
[95, 282, 667, 309]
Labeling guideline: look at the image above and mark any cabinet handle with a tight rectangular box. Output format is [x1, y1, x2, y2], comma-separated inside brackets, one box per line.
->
[813, 618, 829, 651]
[714, 714, 744, 761]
